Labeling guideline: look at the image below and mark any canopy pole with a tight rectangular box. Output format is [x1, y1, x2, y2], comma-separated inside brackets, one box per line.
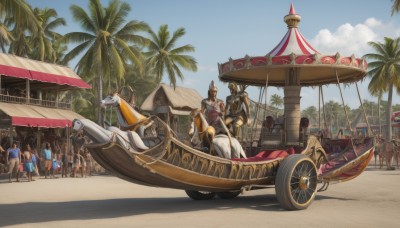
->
[264, 76, 269, 121]
[335, 72, 352, 136]
[250, 80, 266, 151]
[320, 86, 329, 137]
[318, 86, 321, 130]
[355, 82, 373, 137]
[335, 70, 358, 157]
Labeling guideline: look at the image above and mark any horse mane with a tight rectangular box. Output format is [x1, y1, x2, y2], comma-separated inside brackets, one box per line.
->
[114, 93, 147, 125]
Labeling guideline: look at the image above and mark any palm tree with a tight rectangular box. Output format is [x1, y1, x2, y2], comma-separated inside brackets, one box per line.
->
[4, 13, 31, 57]
[392, 0, 400, 15]
[364, 37, 400, 141]
[302, 106, 317, 123]
[123, 64, 158, 105]
[145, 24, 197, 88]
[323, 101, 342, 134]
[0, 0, 39, 56]
[0, 0, 38, 31]
[62, 0, 149, 124]
[270, 94, 283, 108]
[0, 18, 13, 52]
[29, 7, 66, 62]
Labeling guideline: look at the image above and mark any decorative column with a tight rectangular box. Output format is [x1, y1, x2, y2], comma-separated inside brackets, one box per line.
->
[284, 68, 301, 144]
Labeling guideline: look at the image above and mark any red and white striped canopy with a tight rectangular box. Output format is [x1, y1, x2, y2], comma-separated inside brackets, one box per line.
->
[218, 4, 367, 87]
[0, 53, 91, 89]
[267, 4, 318, 57]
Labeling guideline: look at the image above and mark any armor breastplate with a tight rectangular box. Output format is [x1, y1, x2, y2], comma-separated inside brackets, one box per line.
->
[202, 99, 223, 125]
[227, 95, 243, 116]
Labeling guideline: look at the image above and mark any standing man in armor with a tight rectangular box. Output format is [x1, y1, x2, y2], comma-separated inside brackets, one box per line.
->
[224, 82, 251, 139]
[200, 81, 225, 133]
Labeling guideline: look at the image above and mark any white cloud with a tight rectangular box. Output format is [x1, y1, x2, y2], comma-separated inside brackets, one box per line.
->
[311, 17, 400, 57]
[311, 23, 376, 56]
[365, 18, 382, 28]
[300, 18, 400, 109]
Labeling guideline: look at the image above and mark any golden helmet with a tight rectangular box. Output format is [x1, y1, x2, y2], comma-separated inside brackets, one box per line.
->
[209, 80, 218, 91]
[228, 82, 237, 90]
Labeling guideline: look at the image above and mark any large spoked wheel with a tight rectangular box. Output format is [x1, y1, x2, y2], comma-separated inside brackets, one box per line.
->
[275, 154, 318, 210]
[185, 190, 217, 200]
[216, 191, 241, 199]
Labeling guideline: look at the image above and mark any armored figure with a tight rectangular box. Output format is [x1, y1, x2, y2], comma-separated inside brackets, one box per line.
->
[200, 81, 225, 133]
[224, 82, 251, 139]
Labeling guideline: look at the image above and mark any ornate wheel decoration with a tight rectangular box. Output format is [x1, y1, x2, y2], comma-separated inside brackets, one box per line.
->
[275, 154, 317, 210]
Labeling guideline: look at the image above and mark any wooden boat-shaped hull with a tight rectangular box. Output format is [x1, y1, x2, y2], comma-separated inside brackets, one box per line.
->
[87, 135, 281, 192]
[75, 117, 375, 211]
[80, 119, 373, 192]
[318, 138, 375, 182]
[82, 117, 374, 192]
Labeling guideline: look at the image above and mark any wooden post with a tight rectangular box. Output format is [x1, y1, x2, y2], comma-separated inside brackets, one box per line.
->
[26, 78, 30, 104]
[318, 86, 321, 130]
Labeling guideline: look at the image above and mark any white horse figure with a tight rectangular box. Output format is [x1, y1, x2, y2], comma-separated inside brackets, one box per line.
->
[189, 109, 247, 159]
[101, 92, 154, 138]
[73, 119, 148, 152]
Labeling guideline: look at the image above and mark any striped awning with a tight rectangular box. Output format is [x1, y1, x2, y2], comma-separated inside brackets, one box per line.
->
[218, 4, 367, 87]
[0, 102, 84, 128]
[267, 4, 319, 57]
[0, 53, 91, 89]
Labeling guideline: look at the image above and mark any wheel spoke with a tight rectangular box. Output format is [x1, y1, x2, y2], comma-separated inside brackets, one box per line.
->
[305, 166, 314, 176]
[290, 160, 317, 204]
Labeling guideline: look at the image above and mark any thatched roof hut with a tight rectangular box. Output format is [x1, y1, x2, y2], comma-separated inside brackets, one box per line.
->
[140, 83, 203, 139]
[141, 83, 202, 115]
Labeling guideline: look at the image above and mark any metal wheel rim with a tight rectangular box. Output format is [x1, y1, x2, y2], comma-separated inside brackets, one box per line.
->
[290, 160, 317, 205]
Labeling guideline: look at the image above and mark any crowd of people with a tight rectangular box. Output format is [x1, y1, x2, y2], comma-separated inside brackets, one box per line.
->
[0, 139, 94, 183]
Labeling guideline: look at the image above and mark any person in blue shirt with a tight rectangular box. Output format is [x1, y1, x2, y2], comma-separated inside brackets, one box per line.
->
[6, 142, 21, 183]
[23, 144, 35, 182]
[42, 142, 53, 179]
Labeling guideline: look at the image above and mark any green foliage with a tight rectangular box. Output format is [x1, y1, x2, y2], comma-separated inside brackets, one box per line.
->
[61, 0, 150, 124]
[270, 94, 283, 108]
[364, 37, 400, 140]
[145, 24, 197, 88]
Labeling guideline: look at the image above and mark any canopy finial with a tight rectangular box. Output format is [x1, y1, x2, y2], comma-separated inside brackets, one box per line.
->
[284, 3, 301, 28]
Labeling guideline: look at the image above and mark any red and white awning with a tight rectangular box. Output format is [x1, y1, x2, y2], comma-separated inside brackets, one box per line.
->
[268, 4, 319, 57]
[0, 53, 91, 89]
[218, 4, 367, 87]
[0, 102, 84, 128]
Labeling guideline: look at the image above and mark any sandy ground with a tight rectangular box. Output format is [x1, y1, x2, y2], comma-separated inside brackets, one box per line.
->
[0, 164, 399, 228]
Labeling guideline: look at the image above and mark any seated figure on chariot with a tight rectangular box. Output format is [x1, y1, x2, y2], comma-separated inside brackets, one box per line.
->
[200, 81, 225, 134]
[224, 82, 251, 140]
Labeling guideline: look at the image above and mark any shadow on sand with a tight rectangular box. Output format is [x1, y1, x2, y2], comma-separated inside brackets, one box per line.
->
[0, 194, 349, 226]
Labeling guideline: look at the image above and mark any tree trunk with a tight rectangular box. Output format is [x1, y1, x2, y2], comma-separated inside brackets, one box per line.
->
[378, 95, 381, 137]
[385, 83, 393, 142]
[96, 70, 104, 126]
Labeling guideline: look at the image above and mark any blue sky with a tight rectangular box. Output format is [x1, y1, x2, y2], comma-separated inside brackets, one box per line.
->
[27, 0, 400, 109]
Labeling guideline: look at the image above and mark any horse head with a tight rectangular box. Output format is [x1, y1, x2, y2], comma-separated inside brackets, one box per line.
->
[101, 92, 145, 123]
[72, 119, 113, 144]
[101, 92, 121, 108]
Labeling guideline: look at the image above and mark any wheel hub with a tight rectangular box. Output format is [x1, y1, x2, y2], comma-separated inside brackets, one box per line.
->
[299, 176, 310, 190]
